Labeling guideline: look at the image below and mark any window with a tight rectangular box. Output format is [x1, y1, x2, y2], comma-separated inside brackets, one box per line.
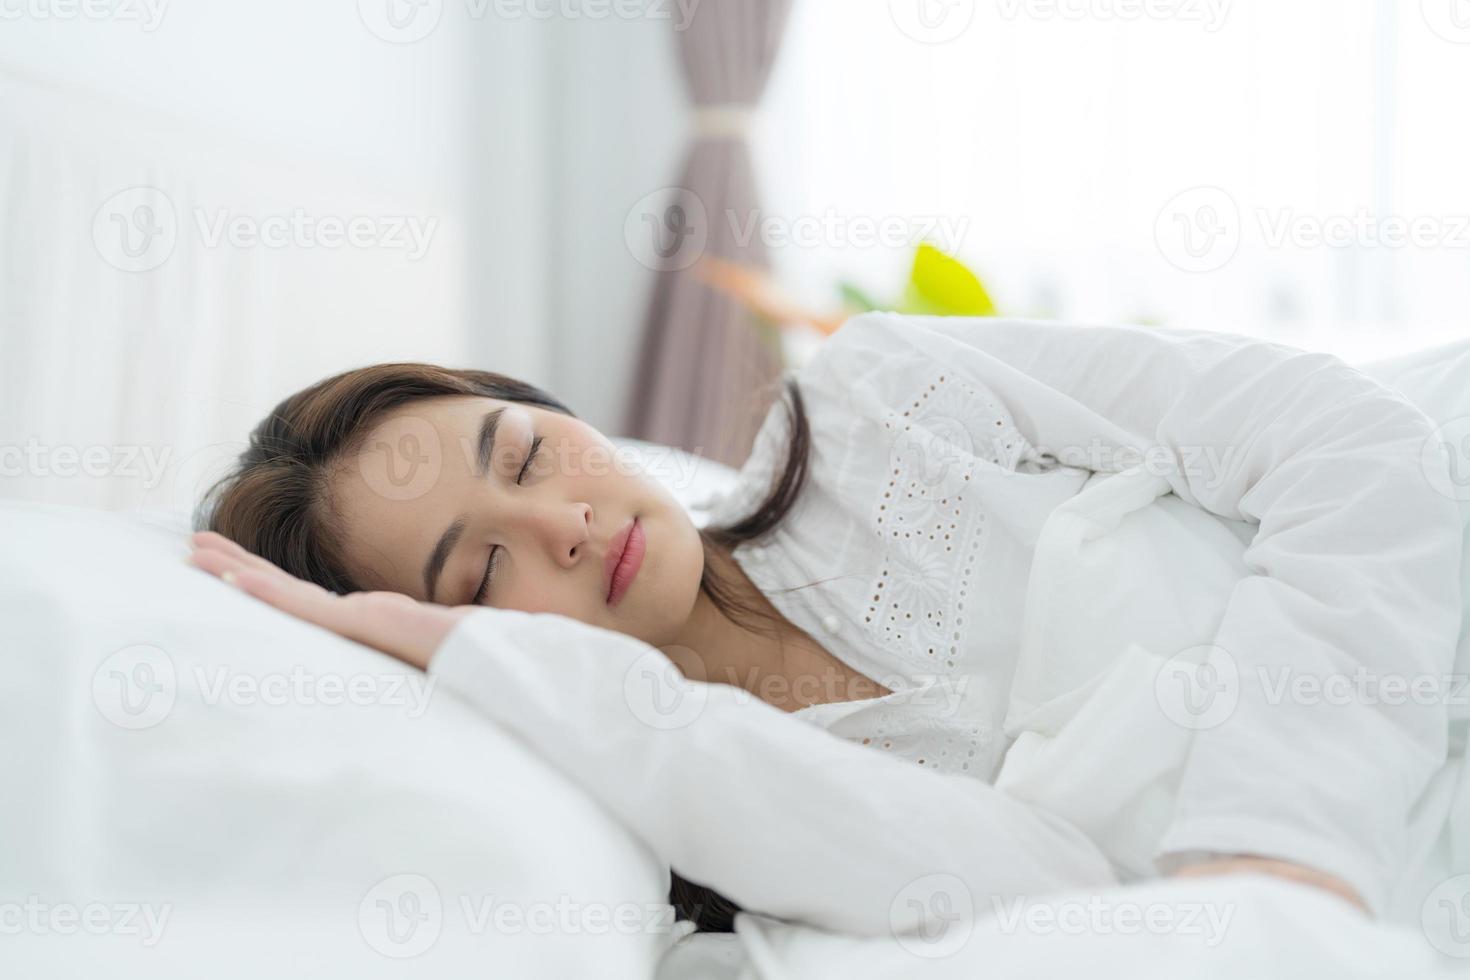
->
[756, 0, 1470, 360]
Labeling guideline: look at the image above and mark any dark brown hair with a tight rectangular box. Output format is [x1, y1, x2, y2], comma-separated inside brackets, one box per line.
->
[196, 362, 812, 934]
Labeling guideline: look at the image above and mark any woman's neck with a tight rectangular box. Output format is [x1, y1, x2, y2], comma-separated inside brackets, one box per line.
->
[661, 544, 890, 712]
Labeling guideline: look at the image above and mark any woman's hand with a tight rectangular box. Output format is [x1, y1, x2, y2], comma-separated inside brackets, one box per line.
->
[1171, 856, 1368, 914]
[187, 531, 471, 670]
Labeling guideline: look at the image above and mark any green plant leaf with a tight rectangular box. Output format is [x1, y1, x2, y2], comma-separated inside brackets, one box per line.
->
[837, 281, 885, 313]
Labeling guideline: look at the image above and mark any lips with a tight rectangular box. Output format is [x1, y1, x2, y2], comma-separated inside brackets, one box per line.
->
[604, 517, 645, 607]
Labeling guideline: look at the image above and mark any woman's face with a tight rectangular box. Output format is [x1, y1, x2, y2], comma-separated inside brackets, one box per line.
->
[327, 395, 705, 647]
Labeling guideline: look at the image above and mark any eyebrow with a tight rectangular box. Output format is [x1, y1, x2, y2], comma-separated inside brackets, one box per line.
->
[422, 408, 507, 603]
[474, 408, 507, 477]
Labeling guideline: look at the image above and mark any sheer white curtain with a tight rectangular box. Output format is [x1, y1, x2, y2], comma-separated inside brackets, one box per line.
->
[755, 0, 1470, 360]
[0, 70, 466, 514]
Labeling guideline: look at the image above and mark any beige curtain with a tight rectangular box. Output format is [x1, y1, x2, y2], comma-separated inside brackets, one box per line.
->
[623, 0, 797, 468]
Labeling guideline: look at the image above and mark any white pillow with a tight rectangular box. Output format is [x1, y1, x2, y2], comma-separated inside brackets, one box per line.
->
[0, 501, 671, 979]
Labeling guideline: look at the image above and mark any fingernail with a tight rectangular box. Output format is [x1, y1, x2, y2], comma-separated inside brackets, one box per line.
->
[222, 571, 238, 585]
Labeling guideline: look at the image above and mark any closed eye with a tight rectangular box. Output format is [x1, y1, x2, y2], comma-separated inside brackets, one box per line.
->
[473, 547, 500, 605]
[517, 435, 543, 484]
[473, 435, 543, 604]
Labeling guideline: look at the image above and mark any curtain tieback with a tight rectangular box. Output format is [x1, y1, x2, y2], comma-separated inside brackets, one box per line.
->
[691, 103, 757, 141]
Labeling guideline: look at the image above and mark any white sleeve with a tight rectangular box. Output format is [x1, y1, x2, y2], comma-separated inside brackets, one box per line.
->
[834, 312, 1465, 914]
[427, 608, 1117, 937]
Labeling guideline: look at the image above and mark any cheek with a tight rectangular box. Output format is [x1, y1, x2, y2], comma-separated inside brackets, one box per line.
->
[496, 581, 583, 618]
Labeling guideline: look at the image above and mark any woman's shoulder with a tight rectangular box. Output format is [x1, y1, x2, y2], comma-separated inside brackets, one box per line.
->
[793, 312, 1022, 417]
[708, 313, 1041, 517]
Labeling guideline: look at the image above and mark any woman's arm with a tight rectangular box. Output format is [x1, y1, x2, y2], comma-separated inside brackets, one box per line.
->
[824, 313, 1465, 914]
[188, 532, 1116, 938]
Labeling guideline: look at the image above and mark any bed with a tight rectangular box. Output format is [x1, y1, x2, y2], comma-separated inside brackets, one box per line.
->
[2, 359, 1467, 978]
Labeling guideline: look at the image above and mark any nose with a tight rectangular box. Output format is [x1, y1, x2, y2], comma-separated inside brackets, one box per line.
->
[541, 501, 592, 569]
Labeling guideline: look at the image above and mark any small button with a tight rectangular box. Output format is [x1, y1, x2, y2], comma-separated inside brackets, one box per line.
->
[821, 615, 841, 634]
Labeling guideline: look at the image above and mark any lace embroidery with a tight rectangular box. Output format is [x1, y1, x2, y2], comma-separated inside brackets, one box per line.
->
[849, 705, 998, 777]
[862, 372, 1031, 672]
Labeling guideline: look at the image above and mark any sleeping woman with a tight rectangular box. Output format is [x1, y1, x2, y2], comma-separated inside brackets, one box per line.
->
[187, 312, 1469, 939]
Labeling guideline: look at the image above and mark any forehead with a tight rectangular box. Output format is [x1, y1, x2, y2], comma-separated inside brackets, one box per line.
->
[327, 395, 535, 591]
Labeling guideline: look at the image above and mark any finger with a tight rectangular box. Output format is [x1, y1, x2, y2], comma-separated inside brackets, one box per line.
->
[188, 531, 294, 578]
[190, 547, 359, 635]
[189, 531, 300, 582]
[185, 546, 335, 606]
[227, 565, 351, 628]
[229, 571, 437, 663]
[187, 547, 281, 597]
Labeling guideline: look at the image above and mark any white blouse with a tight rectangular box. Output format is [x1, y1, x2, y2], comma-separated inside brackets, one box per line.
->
[704, 317, 1096, 785]
[426, 312, 1466, 943]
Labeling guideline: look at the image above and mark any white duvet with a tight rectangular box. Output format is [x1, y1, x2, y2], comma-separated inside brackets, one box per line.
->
[659, 874, 1461, 980]
[653, 333, 1470, 978]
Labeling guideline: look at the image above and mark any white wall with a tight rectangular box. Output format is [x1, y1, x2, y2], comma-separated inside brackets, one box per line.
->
[0, 1, 691, 511]
[0, 0, 467, 189]
[542, 15, 687, 432]
[0, 0, 689, 442]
